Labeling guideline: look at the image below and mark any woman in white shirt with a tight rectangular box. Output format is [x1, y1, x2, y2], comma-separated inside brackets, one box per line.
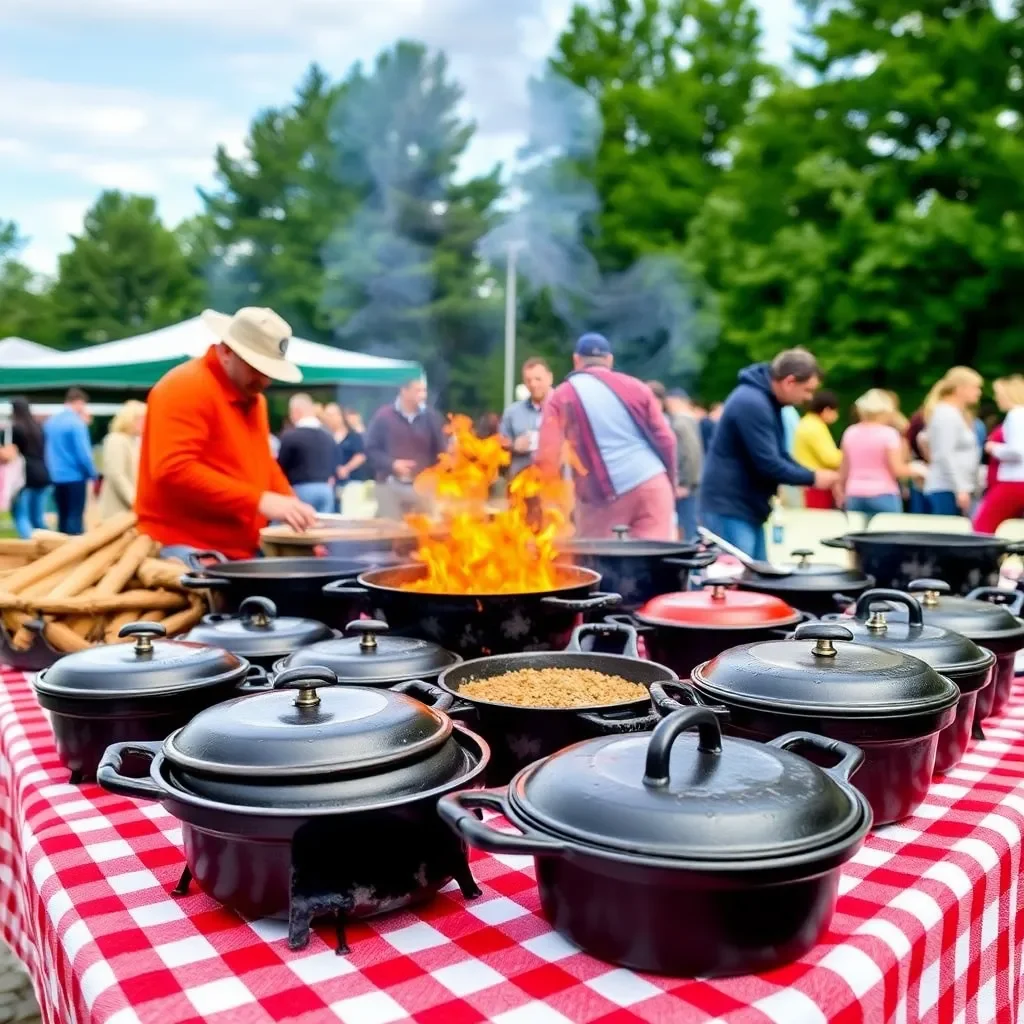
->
[921, 366, 983, 516]
[973, 375, 1024, 533]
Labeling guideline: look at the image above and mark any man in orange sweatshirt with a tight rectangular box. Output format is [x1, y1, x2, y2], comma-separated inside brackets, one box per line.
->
[135, 307, 318, 560]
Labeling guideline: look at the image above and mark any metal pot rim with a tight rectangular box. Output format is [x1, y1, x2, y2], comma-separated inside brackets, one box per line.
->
[34, 660, 250, 702]
[634, 611, 804, 631]
[357, 562, 602, 597]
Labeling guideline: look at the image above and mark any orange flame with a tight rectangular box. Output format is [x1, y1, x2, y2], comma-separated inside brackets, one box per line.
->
[402, 414, 576, 594]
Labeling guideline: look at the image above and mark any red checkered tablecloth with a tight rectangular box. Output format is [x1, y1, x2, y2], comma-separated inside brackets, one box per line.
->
[2, 665, 1024, 1024]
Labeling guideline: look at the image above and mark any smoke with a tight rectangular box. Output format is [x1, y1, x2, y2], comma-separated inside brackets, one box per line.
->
[479, 70, 715, 386]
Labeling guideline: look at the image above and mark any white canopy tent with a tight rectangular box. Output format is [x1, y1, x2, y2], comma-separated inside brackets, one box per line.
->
[0, 336, 53, 365]
[0, 317, 420, 391]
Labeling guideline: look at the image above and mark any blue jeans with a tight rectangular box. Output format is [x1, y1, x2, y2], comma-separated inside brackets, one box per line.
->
[846, 493, 902, 522]
[53, 481, 87, 535]
[701, 510, 767, 561]
[293, 481, 334, 513]
[12, 487, 49, 539]
[908, 484, 927, 514]
[924, 491, 962, 516]
[676, 492, 698, 542]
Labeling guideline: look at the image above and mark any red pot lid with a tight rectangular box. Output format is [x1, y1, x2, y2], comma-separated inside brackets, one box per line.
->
[637, 582, 801, 627]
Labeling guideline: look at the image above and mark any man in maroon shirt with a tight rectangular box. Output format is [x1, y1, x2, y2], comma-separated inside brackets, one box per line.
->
[365, 377, 447, 519]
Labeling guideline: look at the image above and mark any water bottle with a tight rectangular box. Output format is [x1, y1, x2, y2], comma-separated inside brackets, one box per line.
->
[770, 499, 784, 547]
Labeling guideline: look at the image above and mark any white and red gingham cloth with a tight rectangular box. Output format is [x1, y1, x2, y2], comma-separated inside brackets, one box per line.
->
[2, 665, 1024, 1024]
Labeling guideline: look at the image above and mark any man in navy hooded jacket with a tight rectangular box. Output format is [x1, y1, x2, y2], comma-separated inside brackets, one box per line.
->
[700, 349, 838, 559]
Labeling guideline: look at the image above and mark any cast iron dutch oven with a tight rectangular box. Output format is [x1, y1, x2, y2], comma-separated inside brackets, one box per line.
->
[179, 552, 369, 625]
[621, 579, 807, 679]
[558, 525, 716, 611]
[886, 580, 1024, 724]
[435, 622, 690, 785]
[323, 563, 620, 658]
[33, 623, 267, 784]
[96, 667, 489, 952]
[439, 707, 871, 977]
[272, 618, 461, 686]
[686, 622, 959, 826]
[831, 590, 994, 775]
[734, 548, 875, 617]
[821, 531, 1024, 596]
[184, 597, 335, 671]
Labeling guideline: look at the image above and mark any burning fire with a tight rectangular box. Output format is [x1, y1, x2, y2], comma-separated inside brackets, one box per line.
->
[402, 415, 576, 594]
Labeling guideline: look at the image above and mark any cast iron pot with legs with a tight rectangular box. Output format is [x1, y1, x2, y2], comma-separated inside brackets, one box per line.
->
[685, 623, 959, 826]
[439, 707, 871, 977]
[96, 667, 489, 952]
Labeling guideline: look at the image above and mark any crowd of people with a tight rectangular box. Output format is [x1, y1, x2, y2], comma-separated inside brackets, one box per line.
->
[2, 302, 1022, 564]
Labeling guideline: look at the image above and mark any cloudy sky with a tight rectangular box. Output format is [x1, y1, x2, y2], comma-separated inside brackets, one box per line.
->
[0, 0, 798, 274]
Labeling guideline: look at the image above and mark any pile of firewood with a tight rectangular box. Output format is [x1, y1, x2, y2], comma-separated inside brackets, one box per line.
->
[0, 512, 206, 653]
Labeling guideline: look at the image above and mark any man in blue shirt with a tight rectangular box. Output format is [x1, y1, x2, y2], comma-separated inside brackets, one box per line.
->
[43, 387, 96, 534]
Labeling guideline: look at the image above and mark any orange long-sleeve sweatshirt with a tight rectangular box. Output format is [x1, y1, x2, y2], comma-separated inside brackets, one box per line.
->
[135, 347, 293, 559]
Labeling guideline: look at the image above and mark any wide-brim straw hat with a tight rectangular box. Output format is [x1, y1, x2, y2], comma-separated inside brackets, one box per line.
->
[202, 307, 303, 384]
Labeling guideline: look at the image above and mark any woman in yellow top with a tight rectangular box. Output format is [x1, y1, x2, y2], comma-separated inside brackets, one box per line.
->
[793, 391, 842, 508]
[97, 400, 146, 519]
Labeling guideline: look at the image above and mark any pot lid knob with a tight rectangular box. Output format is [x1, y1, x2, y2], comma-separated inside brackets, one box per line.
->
[793, 621, 853, 658]
[272, 665, 337, 708]
[346, 618, 389, 651]
[907, 578, 950, 606]
[643, 707, 723, 788]
[118, 621, 167, 656]
[612, 525, 630, 540]
[239, 596, 277, 629]
[699, 577, 735, 602]
[791, 548, 813, 568]
[854, 588, 924, 632]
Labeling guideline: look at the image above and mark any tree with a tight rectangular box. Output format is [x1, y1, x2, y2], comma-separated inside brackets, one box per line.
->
[0, 221, 57, 347]
[50, 192, 203, 345]
[687, 0, 1024, 404]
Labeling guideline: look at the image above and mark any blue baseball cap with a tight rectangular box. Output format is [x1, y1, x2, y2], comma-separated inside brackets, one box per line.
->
[575, 332, 612, 356]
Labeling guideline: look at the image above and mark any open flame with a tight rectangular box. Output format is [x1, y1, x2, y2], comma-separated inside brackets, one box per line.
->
[402, 414, 576, 594]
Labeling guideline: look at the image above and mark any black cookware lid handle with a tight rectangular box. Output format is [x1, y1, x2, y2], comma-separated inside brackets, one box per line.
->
[643, 707, 722, 788]
[118, 622, 167, 656]
[907, 578, 950, 607]
[346, 618, 389, 651]
[793, 622, 854, 658]
[272, 666, 338, 708]
[239, 596, 277, 629]
[612, 525, 630, 540]
[853, 589, 923, 630]
[791, 548, 814, 566]
[698, 577, 736, 601]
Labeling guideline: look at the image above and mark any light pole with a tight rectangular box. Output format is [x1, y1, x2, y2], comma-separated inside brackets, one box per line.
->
[503, 241, 525, 410]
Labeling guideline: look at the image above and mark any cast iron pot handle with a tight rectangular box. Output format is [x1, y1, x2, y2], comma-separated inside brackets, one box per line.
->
[966, 586, 1024, 616]
[603, 613, 651, 634]
[235, 664, 271, 692]
[437, 790, 568, 856]
[185, 550, 228, 570]
[662, 551, 717, 570]
[322, 577, 369, 598]
[540, 591, 621, 613]
[96, 741, 163, 801]
[853, 589, 924, 627]
[389, 679, 455, 712]
[565, 621, 640, 658]
[648, 680, 729, 721]
[239, 596, 277, 627]
[821, 536, 853, 550]
[769, 731, 865, 783]
[907, 578, 951, 596]
[643, 707, 722, 787]
[179, 571, 230, 592]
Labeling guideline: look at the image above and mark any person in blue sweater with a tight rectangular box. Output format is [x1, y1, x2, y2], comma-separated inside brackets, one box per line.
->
[700, 350, 838, 559]
[43, 388, 96, 535]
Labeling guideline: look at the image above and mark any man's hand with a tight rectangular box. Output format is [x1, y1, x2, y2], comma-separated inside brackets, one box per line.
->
[814, 469, 839, 489]
[512, 434, 532, 454]
[675, 485, 690, 499]
[392, 459, 417, 480]
[258, 492, 318, 532]
[336, 465, 350, 481]
[956, 490, 972, 514]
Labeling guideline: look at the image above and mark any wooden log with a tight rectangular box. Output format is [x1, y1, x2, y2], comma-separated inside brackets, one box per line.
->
[50, 533, 135, 599]
[0, 512, 136, 594]
[104, 609, 140, 642]
[19, 590, 189, 616]
[94, 535, 158, 597]
[136, 558, 189, 591]
[140, 610, 165, 622]
[44, 621, 94, 653]
[162, 598, 205, 636]
[0, 554, 32, 569]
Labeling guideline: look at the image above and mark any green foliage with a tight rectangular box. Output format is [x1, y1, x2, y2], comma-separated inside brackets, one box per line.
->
[0, 221, 58, 346]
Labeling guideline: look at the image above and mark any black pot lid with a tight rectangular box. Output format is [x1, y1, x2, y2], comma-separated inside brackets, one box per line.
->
[508, 707, 868, 862]
[163, 666, 453, 779]
[741, 550, 872, 590]
[880, 580, 1024, 646]
[693, 622, 959, 718]
[33, 623, 246, 700]
[843, 589, 994, 679]
[277, 620, 460, 682]
[184, 597, 334, 656]
[561, 525, 699, 558]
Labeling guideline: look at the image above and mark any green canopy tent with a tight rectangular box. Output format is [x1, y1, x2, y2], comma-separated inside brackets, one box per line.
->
[0, 318, 421, 391]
